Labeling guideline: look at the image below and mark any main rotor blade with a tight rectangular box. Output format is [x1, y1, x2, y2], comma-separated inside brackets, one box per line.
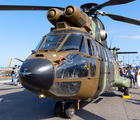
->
[0, 5, 64, 11]
[96, 0, 135, 9]
[104, 12, 140, 26]
[117, 52, 138, 54]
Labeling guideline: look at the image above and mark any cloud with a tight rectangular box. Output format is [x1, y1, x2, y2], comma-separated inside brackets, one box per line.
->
[117, 35, 140, 39]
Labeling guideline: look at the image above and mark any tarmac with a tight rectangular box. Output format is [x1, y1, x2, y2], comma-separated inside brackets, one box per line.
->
[0, 81, 140, 120]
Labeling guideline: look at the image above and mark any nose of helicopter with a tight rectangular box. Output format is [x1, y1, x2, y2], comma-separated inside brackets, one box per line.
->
[19, 59, 54, 91]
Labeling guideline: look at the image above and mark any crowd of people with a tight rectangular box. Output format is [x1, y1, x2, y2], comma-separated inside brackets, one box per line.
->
[119, 65, 140, 89]
[10, 65, 21, 86]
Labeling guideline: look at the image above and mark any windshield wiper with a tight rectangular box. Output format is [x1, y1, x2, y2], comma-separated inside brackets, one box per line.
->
[58, 48, 79, 52]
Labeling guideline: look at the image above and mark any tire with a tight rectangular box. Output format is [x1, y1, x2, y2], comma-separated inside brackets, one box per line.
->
[54, 101, 62, 117]
[124, 87, 129, 95]
[64, 102, 75, 119]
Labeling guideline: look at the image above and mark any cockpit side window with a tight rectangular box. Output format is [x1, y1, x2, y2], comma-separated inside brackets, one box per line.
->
[79, 37, 86, 54]
[87, 39, 94, 56]
[34, 36, 45, 51]
[40, 34, 67, 50]
[60, 34, 86, 54]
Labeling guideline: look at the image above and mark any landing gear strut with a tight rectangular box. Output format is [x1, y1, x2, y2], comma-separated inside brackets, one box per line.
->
[54, 100, 75, 119]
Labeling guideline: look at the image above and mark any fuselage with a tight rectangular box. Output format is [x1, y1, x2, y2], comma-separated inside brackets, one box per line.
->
[19, 24, 117, 102]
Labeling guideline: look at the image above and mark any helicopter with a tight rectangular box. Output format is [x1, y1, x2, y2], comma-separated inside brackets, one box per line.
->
[1, 0, 140, 119]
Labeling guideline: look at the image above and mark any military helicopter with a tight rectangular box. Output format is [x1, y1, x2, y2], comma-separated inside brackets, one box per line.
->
[1, 0, 140, 119]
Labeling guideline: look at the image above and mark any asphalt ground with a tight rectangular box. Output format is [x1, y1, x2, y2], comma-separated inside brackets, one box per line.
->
[0, 82, 140, 120]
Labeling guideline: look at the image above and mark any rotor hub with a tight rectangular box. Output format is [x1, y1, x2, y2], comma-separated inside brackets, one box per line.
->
[80, 3, 98, 15]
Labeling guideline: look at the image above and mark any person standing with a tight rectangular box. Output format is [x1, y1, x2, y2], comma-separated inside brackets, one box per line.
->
[127, 65, 136, 88]
[123, 68, 126, 78]
[119, 68, 123, 77]
[10, 65, 17, 85]
[133, 67, 137, 88]
[137, 67, 140, 89]
[124, 67, 127, 78]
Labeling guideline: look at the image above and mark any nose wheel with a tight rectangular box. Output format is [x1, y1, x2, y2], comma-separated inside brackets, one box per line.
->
[54, 101, 75, 119]
[64, 102, 75, 118]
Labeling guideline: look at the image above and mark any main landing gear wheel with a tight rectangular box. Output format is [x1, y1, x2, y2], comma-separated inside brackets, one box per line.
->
[54, 101, 75, 119]
[124, 87, 129, 95]
[118, 87, 129, 95]
[54, 101, 62, 117]
[64, 102, 75, 119]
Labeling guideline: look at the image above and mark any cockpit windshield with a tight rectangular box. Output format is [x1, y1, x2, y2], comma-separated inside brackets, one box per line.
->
[40, 34, 67, 50]
[34, 33, 86, 54]
[59, 34, 86, 54]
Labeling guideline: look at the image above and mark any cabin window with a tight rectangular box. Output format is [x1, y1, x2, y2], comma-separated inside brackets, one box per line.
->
[103, 48, 108, 62]
[99, 45, 104, 59]
[60, 34, 86, 54]
[40, 34, 67, 50]
[107, 50, 113, 63]
[89, 58, 96, 77]
[109, 52, 114, 63]
[91, 40, 99, 57]
[107, 50, 111, 62]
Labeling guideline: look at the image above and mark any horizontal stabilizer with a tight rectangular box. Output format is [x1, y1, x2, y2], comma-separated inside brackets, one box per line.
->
[116, 52, 138, 54]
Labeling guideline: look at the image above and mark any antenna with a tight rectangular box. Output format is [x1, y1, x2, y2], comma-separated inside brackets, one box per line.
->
[109, 36, 113, 50]
[136, 56, 139, 66]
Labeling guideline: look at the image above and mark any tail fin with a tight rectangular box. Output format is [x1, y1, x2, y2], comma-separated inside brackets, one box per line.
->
[9, 57, 24, 67]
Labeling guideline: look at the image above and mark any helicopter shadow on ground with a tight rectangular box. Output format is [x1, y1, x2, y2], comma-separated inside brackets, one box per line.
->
[66, 98, 106, 120]
[0, 88, 56, 120]
[75, 108, 106, 120]
[0, 85, 106, 120]
[100, 91, 122, 98]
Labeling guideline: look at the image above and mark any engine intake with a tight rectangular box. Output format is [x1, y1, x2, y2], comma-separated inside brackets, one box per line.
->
[64, 5, 92, 31]
[47, 8, 63, 26]
[47, 5, 92, 32]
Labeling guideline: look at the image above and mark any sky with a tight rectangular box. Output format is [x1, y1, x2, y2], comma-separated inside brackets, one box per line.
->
[0, 0, 140, 67]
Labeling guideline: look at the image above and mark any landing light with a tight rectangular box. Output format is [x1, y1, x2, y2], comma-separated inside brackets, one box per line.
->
[38, 94, 46, 98]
